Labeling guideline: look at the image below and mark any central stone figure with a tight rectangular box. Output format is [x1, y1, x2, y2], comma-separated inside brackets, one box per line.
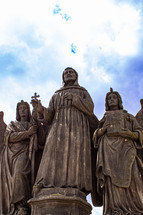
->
[35, 67, 94, 194]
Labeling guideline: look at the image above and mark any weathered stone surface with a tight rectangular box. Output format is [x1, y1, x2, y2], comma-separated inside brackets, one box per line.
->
[29, 188, 92, 215]
[0, 101, 37, 215]
[92, 88, 143, 214]
[34, 68, 96, 194]
[135, 98, 143, 127]
[0, 111, 6, 155]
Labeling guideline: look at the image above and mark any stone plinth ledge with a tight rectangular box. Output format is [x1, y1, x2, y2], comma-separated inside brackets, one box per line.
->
[28, 188, 92, 215]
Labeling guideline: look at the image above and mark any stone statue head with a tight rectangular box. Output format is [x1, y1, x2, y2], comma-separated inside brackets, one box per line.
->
[16, 100, 31, 122]
[140, 99, 143, 108]
[62, 67, 78, 86]
[105, 88, 123, 111]
[0, 111, 4, 120]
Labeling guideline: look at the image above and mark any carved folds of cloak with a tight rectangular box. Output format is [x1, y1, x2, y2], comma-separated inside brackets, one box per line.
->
[93, 110, 143, 214]
[0, 121, 36, 214]
[35, 84, 95, 194]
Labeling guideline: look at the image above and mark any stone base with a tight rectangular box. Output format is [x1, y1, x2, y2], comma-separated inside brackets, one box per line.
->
[28, 188, 92, 215]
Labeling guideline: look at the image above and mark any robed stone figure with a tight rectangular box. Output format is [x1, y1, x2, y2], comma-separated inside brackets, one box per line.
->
[136, 98, 143, 128]
[35, 67, 95, 195]
[135, 98, 143, 163]
[0, 111, 6, 156]
[93, 89, 143, 215]
[0, 101, 37, 215]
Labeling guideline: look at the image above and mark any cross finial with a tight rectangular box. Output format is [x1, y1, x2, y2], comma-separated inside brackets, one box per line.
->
[31, 92, 40, 100]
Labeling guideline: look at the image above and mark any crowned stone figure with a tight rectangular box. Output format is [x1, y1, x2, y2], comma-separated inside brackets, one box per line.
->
[93, 88, 143, 215]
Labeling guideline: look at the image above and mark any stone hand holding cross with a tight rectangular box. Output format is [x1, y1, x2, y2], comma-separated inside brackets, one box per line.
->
[31, 92, 42, 122]
[31, 92, 40, 108]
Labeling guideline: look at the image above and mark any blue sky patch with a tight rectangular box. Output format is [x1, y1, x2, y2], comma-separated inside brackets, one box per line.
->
[63, 13, 71, 21]
[53, 5, 62, 15]
[125, 56, 143, 75]
[18, 26, 44, 49]
[0, 52, 26, 77]
[53, 5, 71, 21]
[71, 43, 77, 54]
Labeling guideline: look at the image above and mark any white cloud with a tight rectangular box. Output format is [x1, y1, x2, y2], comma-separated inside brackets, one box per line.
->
[91, 67, 111, 83]
[0, 3, 142, 215]
[0, 0, 141, 124]
[0, 76, 60, 124]
[0, 0, 141, 68]
[55, 0, 141, 56]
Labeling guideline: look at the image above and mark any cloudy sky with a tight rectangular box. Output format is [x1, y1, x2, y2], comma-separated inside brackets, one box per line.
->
[0, 0, 143, 214]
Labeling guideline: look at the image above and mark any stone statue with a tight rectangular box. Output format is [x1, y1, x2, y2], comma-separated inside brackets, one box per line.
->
[93, 88, 143, 214]
[0, 100, 37, 215]
[135, 99, 143, 163]
[29, 67, 98, 215]
[0, 111, 6, 156]
[135, 98, 143, 127]
[30, 93, 47, 182]
[35, 67, 95, 193]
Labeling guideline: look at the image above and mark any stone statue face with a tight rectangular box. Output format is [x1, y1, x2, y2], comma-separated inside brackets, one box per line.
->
[18, 104, 29, 120]
[63, 68, 77, 85]
[107, 93, 119, 110]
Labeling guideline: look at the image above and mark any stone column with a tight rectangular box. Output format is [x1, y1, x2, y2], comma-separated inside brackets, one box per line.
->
[28, 187, 92, 215]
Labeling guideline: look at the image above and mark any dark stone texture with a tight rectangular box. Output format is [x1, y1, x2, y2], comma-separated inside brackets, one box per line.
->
[28, 68, 97, 214]
[34, 68, 97, 195]
[0, 111, 6, 155]
[92, 88, 143, 214]
[136, 98, 143, 128]
[0, 101, 37, 215]
[28, 188, 92, 215]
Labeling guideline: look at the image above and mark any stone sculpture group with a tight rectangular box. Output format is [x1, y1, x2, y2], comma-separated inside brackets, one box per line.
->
[0, 67, 143, 215]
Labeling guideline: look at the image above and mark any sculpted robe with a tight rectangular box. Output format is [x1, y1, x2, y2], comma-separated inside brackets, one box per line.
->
[94, 110, 143, 214]
[136, 107, 143, 128]
[0, 121, 35, 214]
[0, 112, 6, 157]
[35, 85, 94, 193]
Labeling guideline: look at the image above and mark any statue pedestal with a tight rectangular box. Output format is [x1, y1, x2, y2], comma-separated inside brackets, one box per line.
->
[28, 187, 92, 215]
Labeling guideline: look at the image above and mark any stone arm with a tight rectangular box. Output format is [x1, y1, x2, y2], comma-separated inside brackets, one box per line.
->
[92, 115, 107, 148]
[37, 97, 55, 125]
[42, 107, 54, 124]
[118, 129, 139, 141]
[7, 126, 37, 143]
[71, 91, 94, 116]
[63, 90, 94, 115]
[8, 131, 30, 143]
[115, 114, 143, 145]
[132, 115, 143, 148]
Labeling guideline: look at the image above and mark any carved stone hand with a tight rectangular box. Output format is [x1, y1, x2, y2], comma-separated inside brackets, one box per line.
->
[119, 128, 139, 140]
